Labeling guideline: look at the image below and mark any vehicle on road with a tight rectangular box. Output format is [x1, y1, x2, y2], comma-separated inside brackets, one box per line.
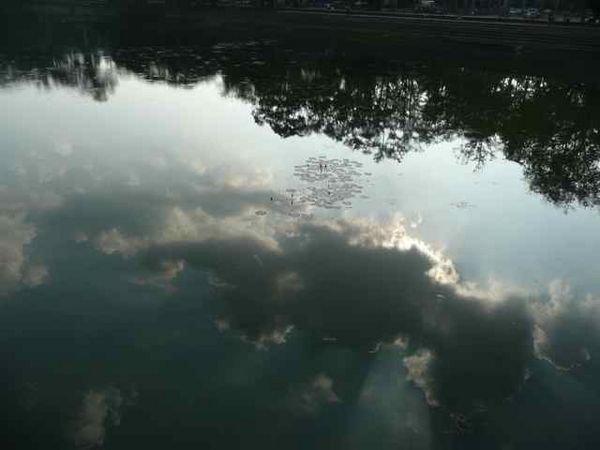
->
[508, 8, 523, 16]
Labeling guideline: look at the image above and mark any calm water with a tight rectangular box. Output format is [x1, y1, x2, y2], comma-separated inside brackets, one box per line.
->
[1, 40, 600, 449]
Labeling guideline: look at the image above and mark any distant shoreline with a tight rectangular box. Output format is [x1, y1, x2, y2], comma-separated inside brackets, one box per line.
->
[3, 7, 600, 60]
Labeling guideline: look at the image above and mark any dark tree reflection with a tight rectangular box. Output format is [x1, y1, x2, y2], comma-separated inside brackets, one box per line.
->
[238, 66, 435, 162]
[2, 43, 599, 207]
[216, 47, 600, 207]
[0, 52, 118, 101]
[423, 69, 600, 206]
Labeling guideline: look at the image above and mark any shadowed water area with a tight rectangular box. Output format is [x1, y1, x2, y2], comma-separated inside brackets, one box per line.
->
[1, 34, 600, 450]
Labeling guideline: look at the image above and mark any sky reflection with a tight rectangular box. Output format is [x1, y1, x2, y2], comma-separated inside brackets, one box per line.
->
[1, 43, 600, 450]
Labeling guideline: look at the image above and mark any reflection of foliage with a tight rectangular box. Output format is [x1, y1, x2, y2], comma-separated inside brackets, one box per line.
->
[0, 52, 118, 101]
[2, 43, 599, 207]
[424, 70, 600, 207]
[243, 67, 435, 162]
[502, 83, 600, 207]
[239, 58, 600, 208]
[218, 49, 600, 207]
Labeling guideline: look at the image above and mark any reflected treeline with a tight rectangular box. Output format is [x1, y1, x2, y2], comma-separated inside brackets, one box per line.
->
[2, 42, 599, 206]
[421, 69, 600, 207]
[0, 51, 117, 101]
[217, 49, 600, 208]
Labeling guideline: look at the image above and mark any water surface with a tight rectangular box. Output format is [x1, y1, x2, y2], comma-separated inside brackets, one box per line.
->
[1, 40, 600, 449]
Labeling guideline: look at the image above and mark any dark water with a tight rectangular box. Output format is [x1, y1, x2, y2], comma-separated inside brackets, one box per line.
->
[1, 38, 600, 450]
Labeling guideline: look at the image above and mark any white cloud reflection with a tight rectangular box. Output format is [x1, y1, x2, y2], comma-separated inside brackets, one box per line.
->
[72, 388, 123, 450]
[0, 214, 48, 297]
[288, 373, 341, 415]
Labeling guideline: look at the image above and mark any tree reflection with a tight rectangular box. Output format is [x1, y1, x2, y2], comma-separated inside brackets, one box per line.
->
[217, 48, 600, 207]
[0, 52, 117, 101]
[231, 64, 436, 162]
[423, 69, 600, 206]
[2, 43, 599, 207]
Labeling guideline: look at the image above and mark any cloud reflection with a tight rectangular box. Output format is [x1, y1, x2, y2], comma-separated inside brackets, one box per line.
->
[141, 217, 535, 413]
[0, 214, 47, 297]
[72, 388, 124, 450]
[17, 157, 597, 418]
[533, 281, 600, 371]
